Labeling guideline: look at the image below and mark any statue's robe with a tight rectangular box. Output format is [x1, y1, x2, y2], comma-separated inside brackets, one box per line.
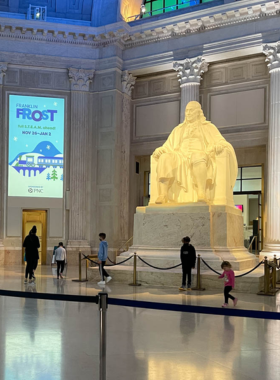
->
[156, 120, 238, 201]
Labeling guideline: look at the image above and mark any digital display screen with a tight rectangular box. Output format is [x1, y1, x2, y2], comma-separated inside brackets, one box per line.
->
[235, 205, 243, 212]
[8, 95, 64, 198]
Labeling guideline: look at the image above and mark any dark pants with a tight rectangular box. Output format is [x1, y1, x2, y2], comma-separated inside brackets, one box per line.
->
[33, 260, 38, 272]
[57, 260, 65, 278]
[99, 261, 109, 281]
[25, 259, 36, 280]
[182, 264, 192, 287]
[224, 286, 235, 304]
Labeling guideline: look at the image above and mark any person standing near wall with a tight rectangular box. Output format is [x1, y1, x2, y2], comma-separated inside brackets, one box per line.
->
[23, 226, 40, 284]
[55, 242, 67, 279]
[179, 236, 196, 291]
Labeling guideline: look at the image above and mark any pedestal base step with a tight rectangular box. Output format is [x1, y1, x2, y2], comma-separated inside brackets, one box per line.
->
[88, 265, 273, 294]
[117, 254, 258, 271]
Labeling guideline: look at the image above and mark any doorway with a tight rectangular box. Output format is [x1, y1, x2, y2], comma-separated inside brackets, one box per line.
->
[22, 210, 47, 265]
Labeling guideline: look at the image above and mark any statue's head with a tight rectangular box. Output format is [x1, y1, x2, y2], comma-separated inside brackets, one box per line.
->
[184, 101, 206, 124]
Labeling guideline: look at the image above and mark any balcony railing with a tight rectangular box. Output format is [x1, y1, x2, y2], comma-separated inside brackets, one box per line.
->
[127, 0, 217, 21]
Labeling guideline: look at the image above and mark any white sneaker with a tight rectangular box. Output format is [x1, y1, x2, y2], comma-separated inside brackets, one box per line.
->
[106, 276, 112, 283]
[98, 281, 106, 286]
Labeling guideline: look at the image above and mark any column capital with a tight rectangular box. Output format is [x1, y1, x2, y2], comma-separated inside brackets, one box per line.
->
[121, 70, 136, 96]
[0, 63, 7, 85]
[173, 56, 208, 86]
[263, 42, 280, 72]
[68, 68, 95, 91]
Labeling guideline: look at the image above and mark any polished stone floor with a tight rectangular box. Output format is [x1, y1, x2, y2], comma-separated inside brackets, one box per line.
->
[0, 266, 280, 380]
[1, 293, 280, 380]
[0, 266, 280, 312]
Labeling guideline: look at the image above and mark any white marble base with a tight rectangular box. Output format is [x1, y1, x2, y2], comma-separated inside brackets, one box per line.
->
[260, 244, 280, 260]
[88, 264, 273, 294]
[124, 204, 257, 271]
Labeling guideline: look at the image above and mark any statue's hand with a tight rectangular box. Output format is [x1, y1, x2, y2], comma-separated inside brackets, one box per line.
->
[153, 147, 166, 160]
[206, 145, 215, 155]
[215, 145, 224, 155]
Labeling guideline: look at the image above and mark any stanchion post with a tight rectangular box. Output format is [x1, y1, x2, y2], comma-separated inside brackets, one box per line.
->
[129, 252, 141, 286]
[79, 250, 82, 281]
[264, 256, 270, 294]
[72, 251, 88, 282]
[192, 255, 205, 291]
[86, 258, 88, 282]
[273, 255, 277, 289]
[99, 292, 108, 380]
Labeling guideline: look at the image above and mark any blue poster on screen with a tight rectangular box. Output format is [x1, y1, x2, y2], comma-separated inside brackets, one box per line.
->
[8, 95, 65, 198]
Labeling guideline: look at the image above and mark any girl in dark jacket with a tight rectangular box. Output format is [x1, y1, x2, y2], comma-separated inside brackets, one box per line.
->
[23, 225, 40, 284]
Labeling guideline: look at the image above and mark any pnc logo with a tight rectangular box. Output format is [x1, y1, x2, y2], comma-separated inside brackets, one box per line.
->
[16, 108, 57, 122]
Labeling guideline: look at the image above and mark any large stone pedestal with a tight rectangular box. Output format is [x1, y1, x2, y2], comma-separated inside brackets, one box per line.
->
[121, 204, 257, 270]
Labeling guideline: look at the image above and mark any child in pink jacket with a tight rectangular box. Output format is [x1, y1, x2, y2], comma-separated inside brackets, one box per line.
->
[218, 261, 238, 308]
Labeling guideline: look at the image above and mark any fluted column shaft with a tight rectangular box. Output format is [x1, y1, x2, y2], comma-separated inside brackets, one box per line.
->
[68, 69, 94, 245]
[173, 57, 208, 122]
[69, 91, 89, 240]
[263, 43, 280, 254]
[180, 83, 200, 121]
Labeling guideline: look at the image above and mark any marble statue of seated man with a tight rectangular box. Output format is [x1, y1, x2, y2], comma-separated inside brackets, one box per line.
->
[152, 101, 238, 205]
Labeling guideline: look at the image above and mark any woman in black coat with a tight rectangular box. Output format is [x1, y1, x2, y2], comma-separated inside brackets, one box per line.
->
[23, 225, 40, 284]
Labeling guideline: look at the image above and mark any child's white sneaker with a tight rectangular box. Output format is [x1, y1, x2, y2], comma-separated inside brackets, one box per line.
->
[222, 303, 228, 308]
[106, 276, 112, 283]
[98, 281, 106, 286]
[233, 298, 238, 307]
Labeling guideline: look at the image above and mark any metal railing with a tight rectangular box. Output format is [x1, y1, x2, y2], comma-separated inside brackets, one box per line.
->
[257, 256, 280, 296]
[127, 0, 210, 21]
[248, 235, 258, 255]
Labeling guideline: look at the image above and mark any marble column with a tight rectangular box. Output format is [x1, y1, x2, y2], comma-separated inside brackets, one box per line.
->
[67, 68, 94, 261]
[173, 57, 208, 122]
[120, 71, 136, 243]
[263, 43, 280, 256]
[0, 63, 7, 265]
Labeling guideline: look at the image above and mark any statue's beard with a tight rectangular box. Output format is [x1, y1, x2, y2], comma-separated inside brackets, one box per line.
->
[184, 119, 199, 127]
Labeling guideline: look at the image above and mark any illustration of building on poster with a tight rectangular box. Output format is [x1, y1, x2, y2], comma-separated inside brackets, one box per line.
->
[8, 95, 65, 198]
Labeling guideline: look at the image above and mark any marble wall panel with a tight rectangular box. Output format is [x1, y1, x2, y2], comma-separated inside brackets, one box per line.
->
[4, 70, 19, 85]
[21, 70, 39, 88]
[53, 73, 70, 90]
[149, 79, 166, 96]
[100, 95, 114, 128]
[99, 131, 115, 146]
[134, 100, 180, 139]
[97, 149, 112, 185]
[203, 57, 268, 89]
[38, 72, 53, 88]
[98, 205, 113, 237]
[133, 74, 180, 100]
[210, 88, 265, 128]
[206, 69, 226, 86]
[228, 65, 247, 83]
[99, 73, 115, 91]
[99, 188, 112, 202]
[134, 81, 149, 99]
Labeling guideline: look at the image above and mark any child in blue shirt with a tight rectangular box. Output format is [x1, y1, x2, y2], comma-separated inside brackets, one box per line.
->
[98, 232, 112, 286]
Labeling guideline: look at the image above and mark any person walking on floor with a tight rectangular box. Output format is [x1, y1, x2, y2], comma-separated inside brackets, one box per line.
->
[23, 226, 40, 284]
[179, 236, 196, 291]
[218, 261, 238, 308]
[98, 233, 112, 286]
[55, 242, 67, 279]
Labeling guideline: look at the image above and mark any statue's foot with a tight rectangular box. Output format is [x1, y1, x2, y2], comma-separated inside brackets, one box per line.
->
[197, 192, 207, 203]
[155, 195, 168, 204]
